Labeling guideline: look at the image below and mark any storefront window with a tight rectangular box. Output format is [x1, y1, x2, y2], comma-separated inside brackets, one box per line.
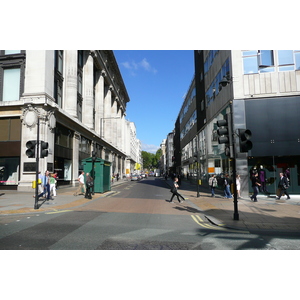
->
[0, 157, 19, 185]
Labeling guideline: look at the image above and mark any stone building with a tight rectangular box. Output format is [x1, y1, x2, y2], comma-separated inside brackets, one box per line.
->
[0, 50, 135, 191]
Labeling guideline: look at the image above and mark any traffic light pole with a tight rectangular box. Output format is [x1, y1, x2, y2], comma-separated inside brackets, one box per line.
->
[229, 104, 239, 220]
[34, 118, 40, 209]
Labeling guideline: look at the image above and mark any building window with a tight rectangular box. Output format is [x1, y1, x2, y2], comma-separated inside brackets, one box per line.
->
[0, 50, 25, 102]
[243, 50, 300, 73]
[205, 58, 230, 106]
[2, 68, 21, 101]
[277, 50, 300, 71]
[5, 50, 21, 55]
[0, 118, 21, 141]
[243, 50, 274, 74]
[259, 50, 274, 67]
[295, 51, 300, 70]
[54, 50, 64, 107]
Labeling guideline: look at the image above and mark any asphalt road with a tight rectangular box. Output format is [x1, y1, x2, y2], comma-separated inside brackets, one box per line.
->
[1, 177, 300, 250]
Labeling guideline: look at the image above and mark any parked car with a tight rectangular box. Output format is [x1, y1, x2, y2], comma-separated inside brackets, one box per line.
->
[131, 174, 140, 181]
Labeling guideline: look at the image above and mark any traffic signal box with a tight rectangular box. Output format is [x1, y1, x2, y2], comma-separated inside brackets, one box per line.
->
[26, 140, 37, 158]
[238, 129, 253, 152]
[40, 141, 49, 158]
[216, 117, 231, 157]
[216, 119, 229, 144]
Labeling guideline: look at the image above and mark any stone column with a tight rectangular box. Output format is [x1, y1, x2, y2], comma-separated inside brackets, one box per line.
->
[111, 98, 118, 146]
[23, 50, 54, 98]
[95, 71, 105, 136]
[72, 132, 80, 186]
[103, 86, 112, 142]
[82, 52, 94, 129]
[63, 50, 78, 118]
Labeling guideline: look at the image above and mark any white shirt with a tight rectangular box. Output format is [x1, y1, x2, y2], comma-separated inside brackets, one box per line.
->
[78, 174, 84, 184]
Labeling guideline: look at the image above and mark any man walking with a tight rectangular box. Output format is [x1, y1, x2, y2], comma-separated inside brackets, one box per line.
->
[223, 174, 232, 198]
[74, 171, 85, 196]
[169, 177, 185, 204]
[277, 172, 290, 200]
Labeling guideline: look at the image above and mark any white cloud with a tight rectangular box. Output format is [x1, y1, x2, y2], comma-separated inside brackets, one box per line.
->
[142, 143, 160, 154]
[140, 58, 157, 74]
[121, 58, 157, 75]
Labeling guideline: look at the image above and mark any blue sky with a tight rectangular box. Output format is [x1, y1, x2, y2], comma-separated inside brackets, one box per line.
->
[114, 50, 195, 153]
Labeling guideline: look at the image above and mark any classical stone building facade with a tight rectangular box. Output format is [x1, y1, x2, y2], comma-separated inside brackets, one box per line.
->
[0, 50, 138, 191]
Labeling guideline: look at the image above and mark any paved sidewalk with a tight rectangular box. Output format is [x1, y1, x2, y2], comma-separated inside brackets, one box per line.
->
[165, 178, 300, 234]
[0, 178, 129, 215]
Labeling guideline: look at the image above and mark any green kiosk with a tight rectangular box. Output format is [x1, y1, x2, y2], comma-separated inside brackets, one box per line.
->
[82, 157, 111, 193]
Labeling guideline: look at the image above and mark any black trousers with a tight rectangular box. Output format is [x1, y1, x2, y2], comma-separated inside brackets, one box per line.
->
[278, 187, 290, 199]
[85, 186, 92, 199]
[170, 191, 185, 202]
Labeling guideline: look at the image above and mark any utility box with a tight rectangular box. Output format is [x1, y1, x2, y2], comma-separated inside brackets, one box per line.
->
[82, 157, 111, 193]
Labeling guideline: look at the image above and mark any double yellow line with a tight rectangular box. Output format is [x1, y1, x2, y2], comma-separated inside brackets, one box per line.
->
[191, 215, 219, 230]
[191, 215, 248, 233]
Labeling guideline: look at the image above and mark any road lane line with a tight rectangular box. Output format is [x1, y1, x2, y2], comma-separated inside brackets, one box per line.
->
[45, 210, 73, 214]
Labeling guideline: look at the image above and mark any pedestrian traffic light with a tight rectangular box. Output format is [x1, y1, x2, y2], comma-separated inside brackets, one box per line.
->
[216, 118, 229, 145]
[26, 140, 37, 158]
[40, 141, 49, 158]
[238, 129, 253, 152]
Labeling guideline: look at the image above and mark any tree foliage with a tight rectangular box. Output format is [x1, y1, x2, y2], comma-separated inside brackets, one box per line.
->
[142, 149, 162, 170]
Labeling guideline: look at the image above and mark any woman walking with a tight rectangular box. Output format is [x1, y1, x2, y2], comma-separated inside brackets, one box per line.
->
[169, 177, 185, 204]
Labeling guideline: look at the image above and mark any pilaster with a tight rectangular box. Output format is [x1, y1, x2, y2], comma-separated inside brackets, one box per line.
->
[64, 50, 78, 118]
[82, 52, 94, 129]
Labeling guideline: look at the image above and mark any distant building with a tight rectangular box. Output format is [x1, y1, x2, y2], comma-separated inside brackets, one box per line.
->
[165, 131, 175, 174]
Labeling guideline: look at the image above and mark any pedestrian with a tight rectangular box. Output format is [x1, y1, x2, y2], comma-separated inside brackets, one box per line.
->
[277, 172, 290, 200]
[236, 174, 241, 198]
[223, 174, 233, 198]
[74, 171, 85, 196]
[250, 172, 260, 202]
[169, 177, 185, 203]
[53, 172, 59, 189]
[38, 171, 43, 195]
[49, 173, 57, 197]
[208, 174, 218, 197]
[85, 173, 94, 199]
[38, 170, 51, 200]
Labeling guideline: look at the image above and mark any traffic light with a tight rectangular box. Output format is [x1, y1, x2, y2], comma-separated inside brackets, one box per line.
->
[216, 116, 232, 157]
[92, 150, 97, 162]
[40, 141, 49, 158]
[216, 118, 229, 145]
[26, 140, 37, 158]
[193, 153, 198, 162]
[238, 129, 253, 152]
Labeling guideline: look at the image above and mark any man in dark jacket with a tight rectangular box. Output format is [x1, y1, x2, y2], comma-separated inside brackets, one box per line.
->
[277, 172, 290, 200]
